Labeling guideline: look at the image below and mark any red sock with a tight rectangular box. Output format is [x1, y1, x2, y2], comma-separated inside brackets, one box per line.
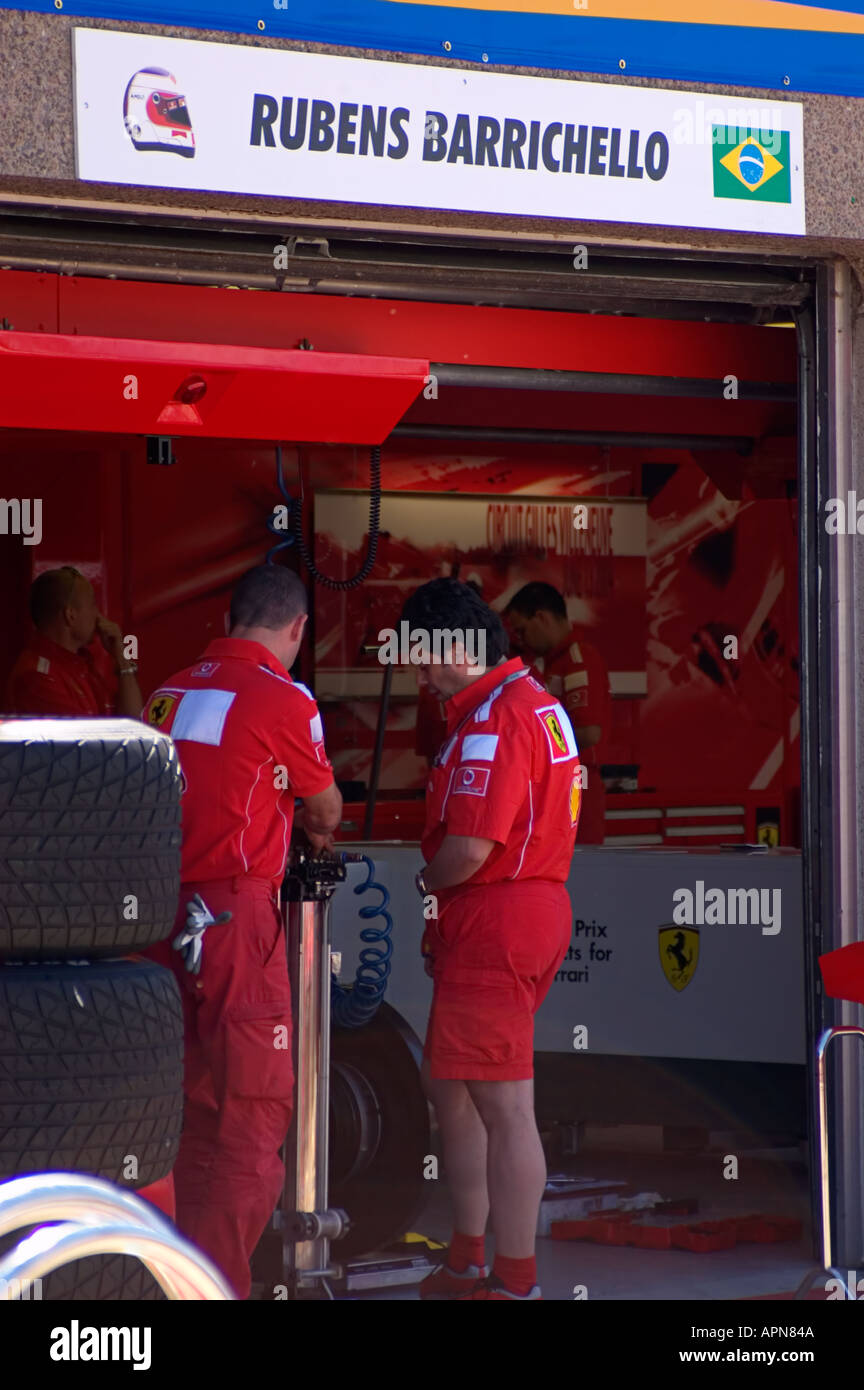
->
[493, 1253, 537, 1295]
[448, 1230, 486, 1272]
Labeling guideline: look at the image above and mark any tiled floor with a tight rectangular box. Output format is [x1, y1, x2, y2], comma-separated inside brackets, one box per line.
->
[344, 1150, 821, 1301]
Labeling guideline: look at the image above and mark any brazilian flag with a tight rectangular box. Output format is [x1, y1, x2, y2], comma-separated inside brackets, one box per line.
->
[712, 127, 791, 204]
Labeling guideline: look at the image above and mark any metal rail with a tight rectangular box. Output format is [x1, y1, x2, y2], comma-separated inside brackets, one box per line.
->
[0, 1173, 234, 1301]
[795, 1026, 864, 1299]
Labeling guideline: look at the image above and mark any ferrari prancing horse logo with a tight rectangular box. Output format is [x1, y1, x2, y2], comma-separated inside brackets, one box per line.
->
[659, 926, 699, 992]
[544, 711, 568, 754]
[147, 693, 176, 727]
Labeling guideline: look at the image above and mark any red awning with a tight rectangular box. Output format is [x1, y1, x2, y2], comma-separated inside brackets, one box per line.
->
[0, 331, 429, 442]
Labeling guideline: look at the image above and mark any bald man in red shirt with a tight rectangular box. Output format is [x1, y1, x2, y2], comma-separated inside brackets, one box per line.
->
[6, 566, 143, 718]
[404, 579, 580, 1302]
[143, 565, 342, 1298]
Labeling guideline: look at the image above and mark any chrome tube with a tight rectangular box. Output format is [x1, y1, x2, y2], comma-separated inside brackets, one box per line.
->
[1, 1225, 230, 1301]
[0, 1172, 234, 1300]
[284, 893, 333, 1281]
[815, 1025, 864, 1272]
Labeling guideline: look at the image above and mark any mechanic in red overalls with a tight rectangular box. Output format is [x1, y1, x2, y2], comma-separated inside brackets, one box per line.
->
[6, 566, 143, 717]
[404, 578, 580, 1301]
[143, 565, 342, 1298]
[505, 581, 611, 845]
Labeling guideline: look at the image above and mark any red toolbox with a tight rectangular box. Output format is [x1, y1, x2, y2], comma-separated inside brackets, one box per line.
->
[550, 1212, 634, 1243]
[739, 1216, 802, 1244]
[671, 1220, 738, 1253]
[628, 1223, 675, 1250]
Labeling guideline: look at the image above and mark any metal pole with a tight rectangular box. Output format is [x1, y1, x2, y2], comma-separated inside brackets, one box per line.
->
[795, 1024, 864, 1298]
[392, 424, 753, 453]
[293, 897, 329, 1278]
[430, 361, 794, 401]
[364, 661, 393, 840]
[281, 851, 351, 1296]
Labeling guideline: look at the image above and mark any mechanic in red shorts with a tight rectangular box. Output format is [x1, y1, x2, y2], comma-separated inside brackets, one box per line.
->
[505, 581, 611, 845]
[143, 565, 342, 1298]
[403, 578, 581, 1301]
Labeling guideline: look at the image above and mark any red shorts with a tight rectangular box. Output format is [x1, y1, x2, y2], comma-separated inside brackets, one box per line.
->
[424, 879, 572, 1081]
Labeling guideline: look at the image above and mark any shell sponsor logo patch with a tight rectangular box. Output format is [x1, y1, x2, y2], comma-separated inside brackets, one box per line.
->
[569, 771, 582, 827]
[453, 765, 490, 797]
[147, 693, 176, 727]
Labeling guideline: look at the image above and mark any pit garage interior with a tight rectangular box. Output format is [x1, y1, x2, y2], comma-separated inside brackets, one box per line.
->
[0, 209, 828, 1299]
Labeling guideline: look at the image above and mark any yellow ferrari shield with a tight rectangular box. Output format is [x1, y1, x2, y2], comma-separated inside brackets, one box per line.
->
[147, 693, 176, 727]
[756, 821, 779, 847]
[544, 711, 568, 754]
[659, 926, 699, 992]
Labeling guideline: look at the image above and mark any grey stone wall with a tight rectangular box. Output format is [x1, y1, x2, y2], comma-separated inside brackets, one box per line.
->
[1, 7, 864, 261]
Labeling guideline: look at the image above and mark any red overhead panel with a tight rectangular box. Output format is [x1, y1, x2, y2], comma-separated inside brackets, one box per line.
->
[0, 331, 428, 442]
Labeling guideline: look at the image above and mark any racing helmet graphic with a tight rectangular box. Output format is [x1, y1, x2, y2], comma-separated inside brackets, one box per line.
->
[123, 67, 195, 158]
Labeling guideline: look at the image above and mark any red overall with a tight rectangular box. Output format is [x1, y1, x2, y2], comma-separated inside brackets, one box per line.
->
[6, 632, 118, 715]
[143, 637, 334, 1298]
[531, 628, 612, 844]
[420, 658, 580, 1080]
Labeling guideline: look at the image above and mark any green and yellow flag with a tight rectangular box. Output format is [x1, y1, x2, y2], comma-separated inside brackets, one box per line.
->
[712, 128, 791, 204]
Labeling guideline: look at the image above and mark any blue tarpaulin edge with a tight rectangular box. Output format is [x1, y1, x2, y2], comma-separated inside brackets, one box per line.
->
[4, 0, 864, 99]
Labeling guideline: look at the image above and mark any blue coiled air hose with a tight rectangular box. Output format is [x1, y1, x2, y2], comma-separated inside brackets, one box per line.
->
[331, 853, 393, 1029]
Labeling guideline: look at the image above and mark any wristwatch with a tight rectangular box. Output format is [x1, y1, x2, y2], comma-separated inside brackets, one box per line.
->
[415, 869, 429, 897]
[117, 663, 139, 677]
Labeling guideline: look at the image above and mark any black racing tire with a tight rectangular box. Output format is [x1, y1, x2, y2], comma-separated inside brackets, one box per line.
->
[0, 1246, 169, 1302]
[0, 719, 182, 960]
[0, 958, 183, 1186]
[329, 1003, 431, 1259]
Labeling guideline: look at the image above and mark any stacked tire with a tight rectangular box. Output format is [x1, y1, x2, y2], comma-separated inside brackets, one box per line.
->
[0, 719, 185, 1300]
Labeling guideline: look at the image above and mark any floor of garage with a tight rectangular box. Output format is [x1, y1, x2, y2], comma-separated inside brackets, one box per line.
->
[344, 1150, 819, 1301]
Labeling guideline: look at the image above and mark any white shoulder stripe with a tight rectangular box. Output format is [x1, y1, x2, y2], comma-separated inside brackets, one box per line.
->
[462, 733, 499, 763]
[438, 733, 459, 767]
[474, 684, 504, 724]
[172, 689, 236, 746]
[259, 665, 292, 687]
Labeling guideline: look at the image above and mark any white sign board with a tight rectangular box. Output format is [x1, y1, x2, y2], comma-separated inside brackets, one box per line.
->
[331, 845, 805, 1064]
[73, 28, 805, 235]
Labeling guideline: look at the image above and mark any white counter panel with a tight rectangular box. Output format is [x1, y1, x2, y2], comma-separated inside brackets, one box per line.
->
[330, 846, 805, 1064]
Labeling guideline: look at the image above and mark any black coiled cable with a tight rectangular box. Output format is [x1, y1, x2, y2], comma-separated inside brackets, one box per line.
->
[292, 445, 382, 590]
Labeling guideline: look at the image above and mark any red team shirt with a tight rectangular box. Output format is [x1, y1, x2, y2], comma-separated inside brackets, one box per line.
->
[530, 628, 611, 766]
[143, 638, 334, 888]
[6, 634, 118, 716]
[421, 656, 582, 904]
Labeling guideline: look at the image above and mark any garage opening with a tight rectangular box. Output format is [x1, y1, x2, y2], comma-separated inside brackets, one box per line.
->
[0, 226, 823, 1300]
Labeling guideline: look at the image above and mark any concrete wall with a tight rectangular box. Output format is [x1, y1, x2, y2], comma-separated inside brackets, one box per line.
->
[2, 6, 864, 266]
